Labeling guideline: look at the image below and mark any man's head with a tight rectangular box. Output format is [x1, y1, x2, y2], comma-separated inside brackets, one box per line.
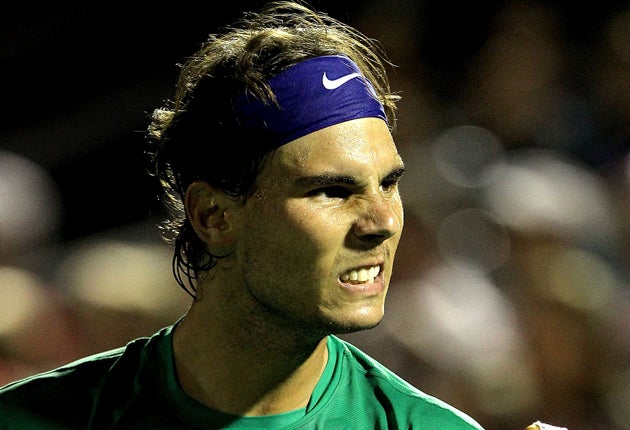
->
[146, 1, 402, 309]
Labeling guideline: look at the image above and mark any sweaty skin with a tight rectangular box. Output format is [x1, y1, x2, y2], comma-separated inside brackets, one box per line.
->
[174, 117, 405, 416]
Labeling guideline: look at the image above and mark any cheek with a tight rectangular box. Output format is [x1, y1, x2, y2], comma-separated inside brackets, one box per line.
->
[244, 189, 349, 253]
[243, 201, 309, 247]
[285, 203, 348, 249]
[254, 207, 346, 276]
[241, 206, 338, 293]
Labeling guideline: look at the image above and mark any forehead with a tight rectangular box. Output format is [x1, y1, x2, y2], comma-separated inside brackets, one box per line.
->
[269, 117, 401, 178]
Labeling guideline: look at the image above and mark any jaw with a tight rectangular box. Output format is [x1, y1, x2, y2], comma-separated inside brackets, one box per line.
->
[318, 289, 387, 335]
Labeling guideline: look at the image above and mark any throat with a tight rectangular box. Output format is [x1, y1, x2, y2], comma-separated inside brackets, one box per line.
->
[173, 310, 329, 416]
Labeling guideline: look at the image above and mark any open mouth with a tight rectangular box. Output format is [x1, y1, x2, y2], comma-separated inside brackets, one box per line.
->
[339, 265, 381, 284]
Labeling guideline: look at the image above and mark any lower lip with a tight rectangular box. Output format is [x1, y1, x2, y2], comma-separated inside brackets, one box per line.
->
[338, 275, 385, 296]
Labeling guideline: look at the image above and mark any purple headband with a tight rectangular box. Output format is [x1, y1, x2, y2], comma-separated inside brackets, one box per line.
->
[232, 55, 387, 150]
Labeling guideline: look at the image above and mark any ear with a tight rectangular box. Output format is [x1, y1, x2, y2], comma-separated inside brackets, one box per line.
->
[185, 180, 236, 255]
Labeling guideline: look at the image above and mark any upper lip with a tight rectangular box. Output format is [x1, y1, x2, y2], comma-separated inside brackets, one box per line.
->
[339, 261, 384, 276]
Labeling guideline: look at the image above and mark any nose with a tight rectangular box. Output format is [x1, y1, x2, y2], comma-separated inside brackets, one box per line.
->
[352, 195, 402, 245]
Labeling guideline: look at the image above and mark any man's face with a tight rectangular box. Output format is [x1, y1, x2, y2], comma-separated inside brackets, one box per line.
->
[235, 117, 404, 335]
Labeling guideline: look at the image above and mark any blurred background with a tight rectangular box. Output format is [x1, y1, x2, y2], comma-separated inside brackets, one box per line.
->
[1, 1, 628, 429]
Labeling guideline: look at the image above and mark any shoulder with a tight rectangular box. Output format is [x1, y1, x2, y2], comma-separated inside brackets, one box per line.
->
[330, 336, 485, 429]
[0, 328, 167, 429]
[0, 346, 125, 428]
[0, 345, 126, 398]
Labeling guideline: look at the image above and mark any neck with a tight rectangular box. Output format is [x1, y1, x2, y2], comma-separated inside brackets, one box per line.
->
[172, 285, 329, 416]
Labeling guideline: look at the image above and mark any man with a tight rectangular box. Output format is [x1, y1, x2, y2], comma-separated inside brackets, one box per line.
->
[0, 1, 484, 428]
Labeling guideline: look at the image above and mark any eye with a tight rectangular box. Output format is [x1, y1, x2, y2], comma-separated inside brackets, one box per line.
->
[380, 167, 405, 193]
[380, 178, 400, 193]
[308, 186, 352, 199]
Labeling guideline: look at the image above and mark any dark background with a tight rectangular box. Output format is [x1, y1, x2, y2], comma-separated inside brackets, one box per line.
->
[2, 0, 625, 242]
[2, 3, 630, 429]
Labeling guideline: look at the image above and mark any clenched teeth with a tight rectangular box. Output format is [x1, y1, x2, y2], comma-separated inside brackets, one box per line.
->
[340, 266, 380, 284]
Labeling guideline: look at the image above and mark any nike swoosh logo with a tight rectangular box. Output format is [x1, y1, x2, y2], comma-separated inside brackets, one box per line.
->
[322, 72, 361, 90]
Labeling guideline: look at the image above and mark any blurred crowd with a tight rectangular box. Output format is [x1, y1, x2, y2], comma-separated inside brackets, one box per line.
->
[1, 1, 628, 429]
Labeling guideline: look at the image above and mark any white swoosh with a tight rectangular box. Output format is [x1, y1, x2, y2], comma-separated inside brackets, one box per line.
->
[322, 72, 361, 90]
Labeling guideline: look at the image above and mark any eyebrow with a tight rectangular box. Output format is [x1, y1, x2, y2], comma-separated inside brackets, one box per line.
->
[384, 166, 406, 182]
[294, 165, 406, 188]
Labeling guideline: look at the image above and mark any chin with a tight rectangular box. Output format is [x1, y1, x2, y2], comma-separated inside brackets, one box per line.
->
[324, 311, 384, 335]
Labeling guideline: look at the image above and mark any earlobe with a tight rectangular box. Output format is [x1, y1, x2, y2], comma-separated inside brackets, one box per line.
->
[185, 181, 235, 254]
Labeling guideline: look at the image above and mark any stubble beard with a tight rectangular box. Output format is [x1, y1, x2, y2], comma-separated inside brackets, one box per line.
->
[238, 246, 384, 353]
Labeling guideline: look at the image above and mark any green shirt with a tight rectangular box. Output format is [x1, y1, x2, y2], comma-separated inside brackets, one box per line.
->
[0, 325, 483, 429]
